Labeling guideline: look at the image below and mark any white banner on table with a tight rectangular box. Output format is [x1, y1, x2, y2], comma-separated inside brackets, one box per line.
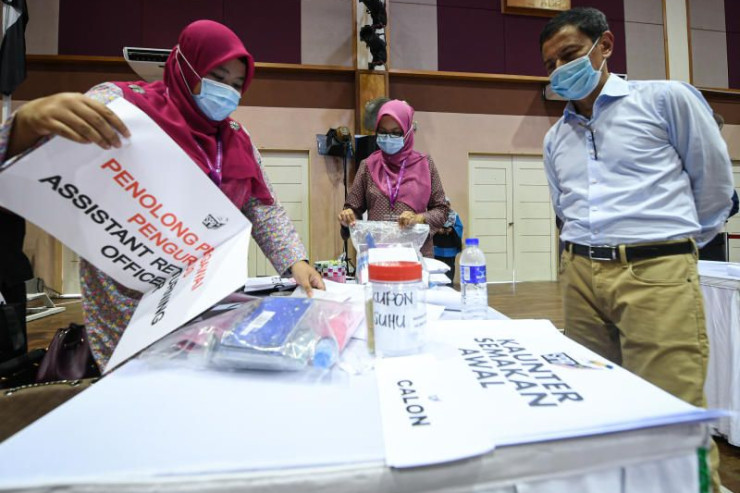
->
[0, 98, 248, 293]
[374, 353, 494, 468]
[0, 98, 254, 371]
[427, 320, 722, 446]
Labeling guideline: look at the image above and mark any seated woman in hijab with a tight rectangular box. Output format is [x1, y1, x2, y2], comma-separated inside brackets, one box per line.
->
[2, 20, 324, 369]
[337, 100, 449, 257]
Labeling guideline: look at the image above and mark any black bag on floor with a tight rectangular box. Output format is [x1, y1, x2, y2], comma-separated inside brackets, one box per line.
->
[0, 349, 46, 389]
[36, 324, 100, 383]
[0, 303, 27, 363]
[0, 298, 46, 389]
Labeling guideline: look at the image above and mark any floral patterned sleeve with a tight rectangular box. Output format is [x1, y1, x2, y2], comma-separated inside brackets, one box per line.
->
[242, 144, 307, 276]
[421, 156, 450, 231]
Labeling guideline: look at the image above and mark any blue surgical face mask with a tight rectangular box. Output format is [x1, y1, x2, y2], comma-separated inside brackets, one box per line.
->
[193, 78, 241, 121]
[549, 36, 606, 101]
[176, 47, 241, 121]
[376, 134, 404, 155]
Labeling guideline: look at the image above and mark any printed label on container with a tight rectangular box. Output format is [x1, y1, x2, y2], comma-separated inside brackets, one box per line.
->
[372, 286, 426, 356]
[461, 265, 486, 284]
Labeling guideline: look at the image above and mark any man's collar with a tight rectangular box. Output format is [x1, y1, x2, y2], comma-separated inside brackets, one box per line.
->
[563, 74, 629, 120]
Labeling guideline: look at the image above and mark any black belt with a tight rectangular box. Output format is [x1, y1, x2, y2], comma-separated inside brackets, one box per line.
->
[565, 241, 695, 262]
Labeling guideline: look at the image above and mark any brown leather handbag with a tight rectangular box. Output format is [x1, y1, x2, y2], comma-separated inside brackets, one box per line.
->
[36, 324, 100, 383]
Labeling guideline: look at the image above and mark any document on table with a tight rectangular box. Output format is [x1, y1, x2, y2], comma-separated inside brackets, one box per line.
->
[292, 279, 366, 303]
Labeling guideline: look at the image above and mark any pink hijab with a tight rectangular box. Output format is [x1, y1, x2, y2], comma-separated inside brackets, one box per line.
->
[366, 100, 431, 213]
[113, 20, 273, 208]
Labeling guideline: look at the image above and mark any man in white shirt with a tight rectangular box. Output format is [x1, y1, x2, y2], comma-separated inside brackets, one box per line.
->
[540, 8, 733, 491]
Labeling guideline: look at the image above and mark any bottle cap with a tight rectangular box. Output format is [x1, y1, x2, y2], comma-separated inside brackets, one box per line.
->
[368, 261, 422, 282]
[465, 238, 479, 246]
[312, 338, 338, 369]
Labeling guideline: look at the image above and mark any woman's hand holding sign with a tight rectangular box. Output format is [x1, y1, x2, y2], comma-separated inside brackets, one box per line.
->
[8, 93, 131, 159]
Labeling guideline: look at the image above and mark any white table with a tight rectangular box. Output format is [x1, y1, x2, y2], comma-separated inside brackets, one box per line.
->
[0, 324, 713, 493]
[698, 261, 740, 446]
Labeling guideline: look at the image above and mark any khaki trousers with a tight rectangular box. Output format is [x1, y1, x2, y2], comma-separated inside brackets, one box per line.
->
[560, 243, 720, 492]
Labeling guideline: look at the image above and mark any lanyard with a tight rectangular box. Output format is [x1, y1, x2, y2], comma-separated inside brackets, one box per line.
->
[384, 159, 407, 209]
[197, 138, 223, 186]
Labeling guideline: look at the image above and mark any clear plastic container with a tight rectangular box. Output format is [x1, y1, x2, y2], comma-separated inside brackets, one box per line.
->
[460, 238, 488, 320]
[368, 261, 426, 357]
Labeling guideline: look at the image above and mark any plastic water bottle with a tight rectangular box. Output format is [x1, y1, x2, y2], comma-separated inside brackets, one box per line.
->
[311, 337, 339, 369]
[460, 238, 488, 320]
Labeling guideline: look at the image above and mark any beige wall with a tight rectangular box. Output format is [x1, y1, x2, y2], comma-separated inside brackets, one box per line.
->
[412, 112, 558, 231]
[231, 106, 354, 263]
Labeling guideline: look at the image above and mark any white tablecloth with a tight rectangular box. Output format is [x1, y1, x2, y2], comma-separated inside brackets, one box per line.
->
[0, 343, 712, 492]
[698, 261, 740, 446]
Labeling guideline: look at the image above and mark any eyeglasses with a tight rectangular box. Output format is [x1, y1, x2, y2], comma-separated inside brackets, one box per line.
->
[376, 131, 404, 138]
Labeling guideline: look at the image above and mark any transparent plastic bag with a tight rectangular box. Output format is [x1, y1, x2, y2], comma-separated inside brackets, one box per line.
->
[350, 221, 429, 284]
[140, 297, 364, 372]
[349, 220, 429, 253]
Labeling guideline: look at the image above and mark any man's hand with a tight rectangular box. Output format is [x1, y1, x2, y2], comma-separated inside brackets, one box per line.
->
[398, 211, 424, 228]
[9, 93, 130, 158]
[290, 260, 325, 297]
[338, 208, 357, 227]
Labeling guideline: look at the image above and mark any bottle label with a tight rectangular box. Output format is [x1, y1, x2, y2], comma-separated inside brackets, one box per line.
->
[372, 284, 426, 356]
[462, 265, 486, 284]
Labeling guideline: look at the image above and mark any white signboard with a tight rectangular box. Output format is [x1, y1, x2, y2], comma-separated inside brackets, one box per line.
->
[375, 354, 494, 468]
[372, 320, 722, 467]
[0, 99, 247, 292]
[427, 320, 722, 446]
[0, 99, 254, 371]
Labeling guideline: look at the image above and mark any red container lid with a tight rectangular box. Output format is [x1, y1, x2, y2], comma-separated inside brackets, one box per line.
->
[368, 261, 422, 282]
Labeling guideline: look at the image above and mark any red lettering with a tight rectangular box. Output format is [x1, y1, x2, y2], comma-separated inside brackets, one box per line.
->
[139, 223, 157, 238]
[101, 158, 122, 173]
[128, 213, 146, 226]
[113, 170, 134, 188]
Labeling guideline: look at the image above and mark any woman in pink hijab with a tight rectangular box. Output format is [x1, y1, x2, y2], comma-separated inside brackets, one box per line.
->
[5, 20, 324, 368]
[338, 99, 450, 257]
